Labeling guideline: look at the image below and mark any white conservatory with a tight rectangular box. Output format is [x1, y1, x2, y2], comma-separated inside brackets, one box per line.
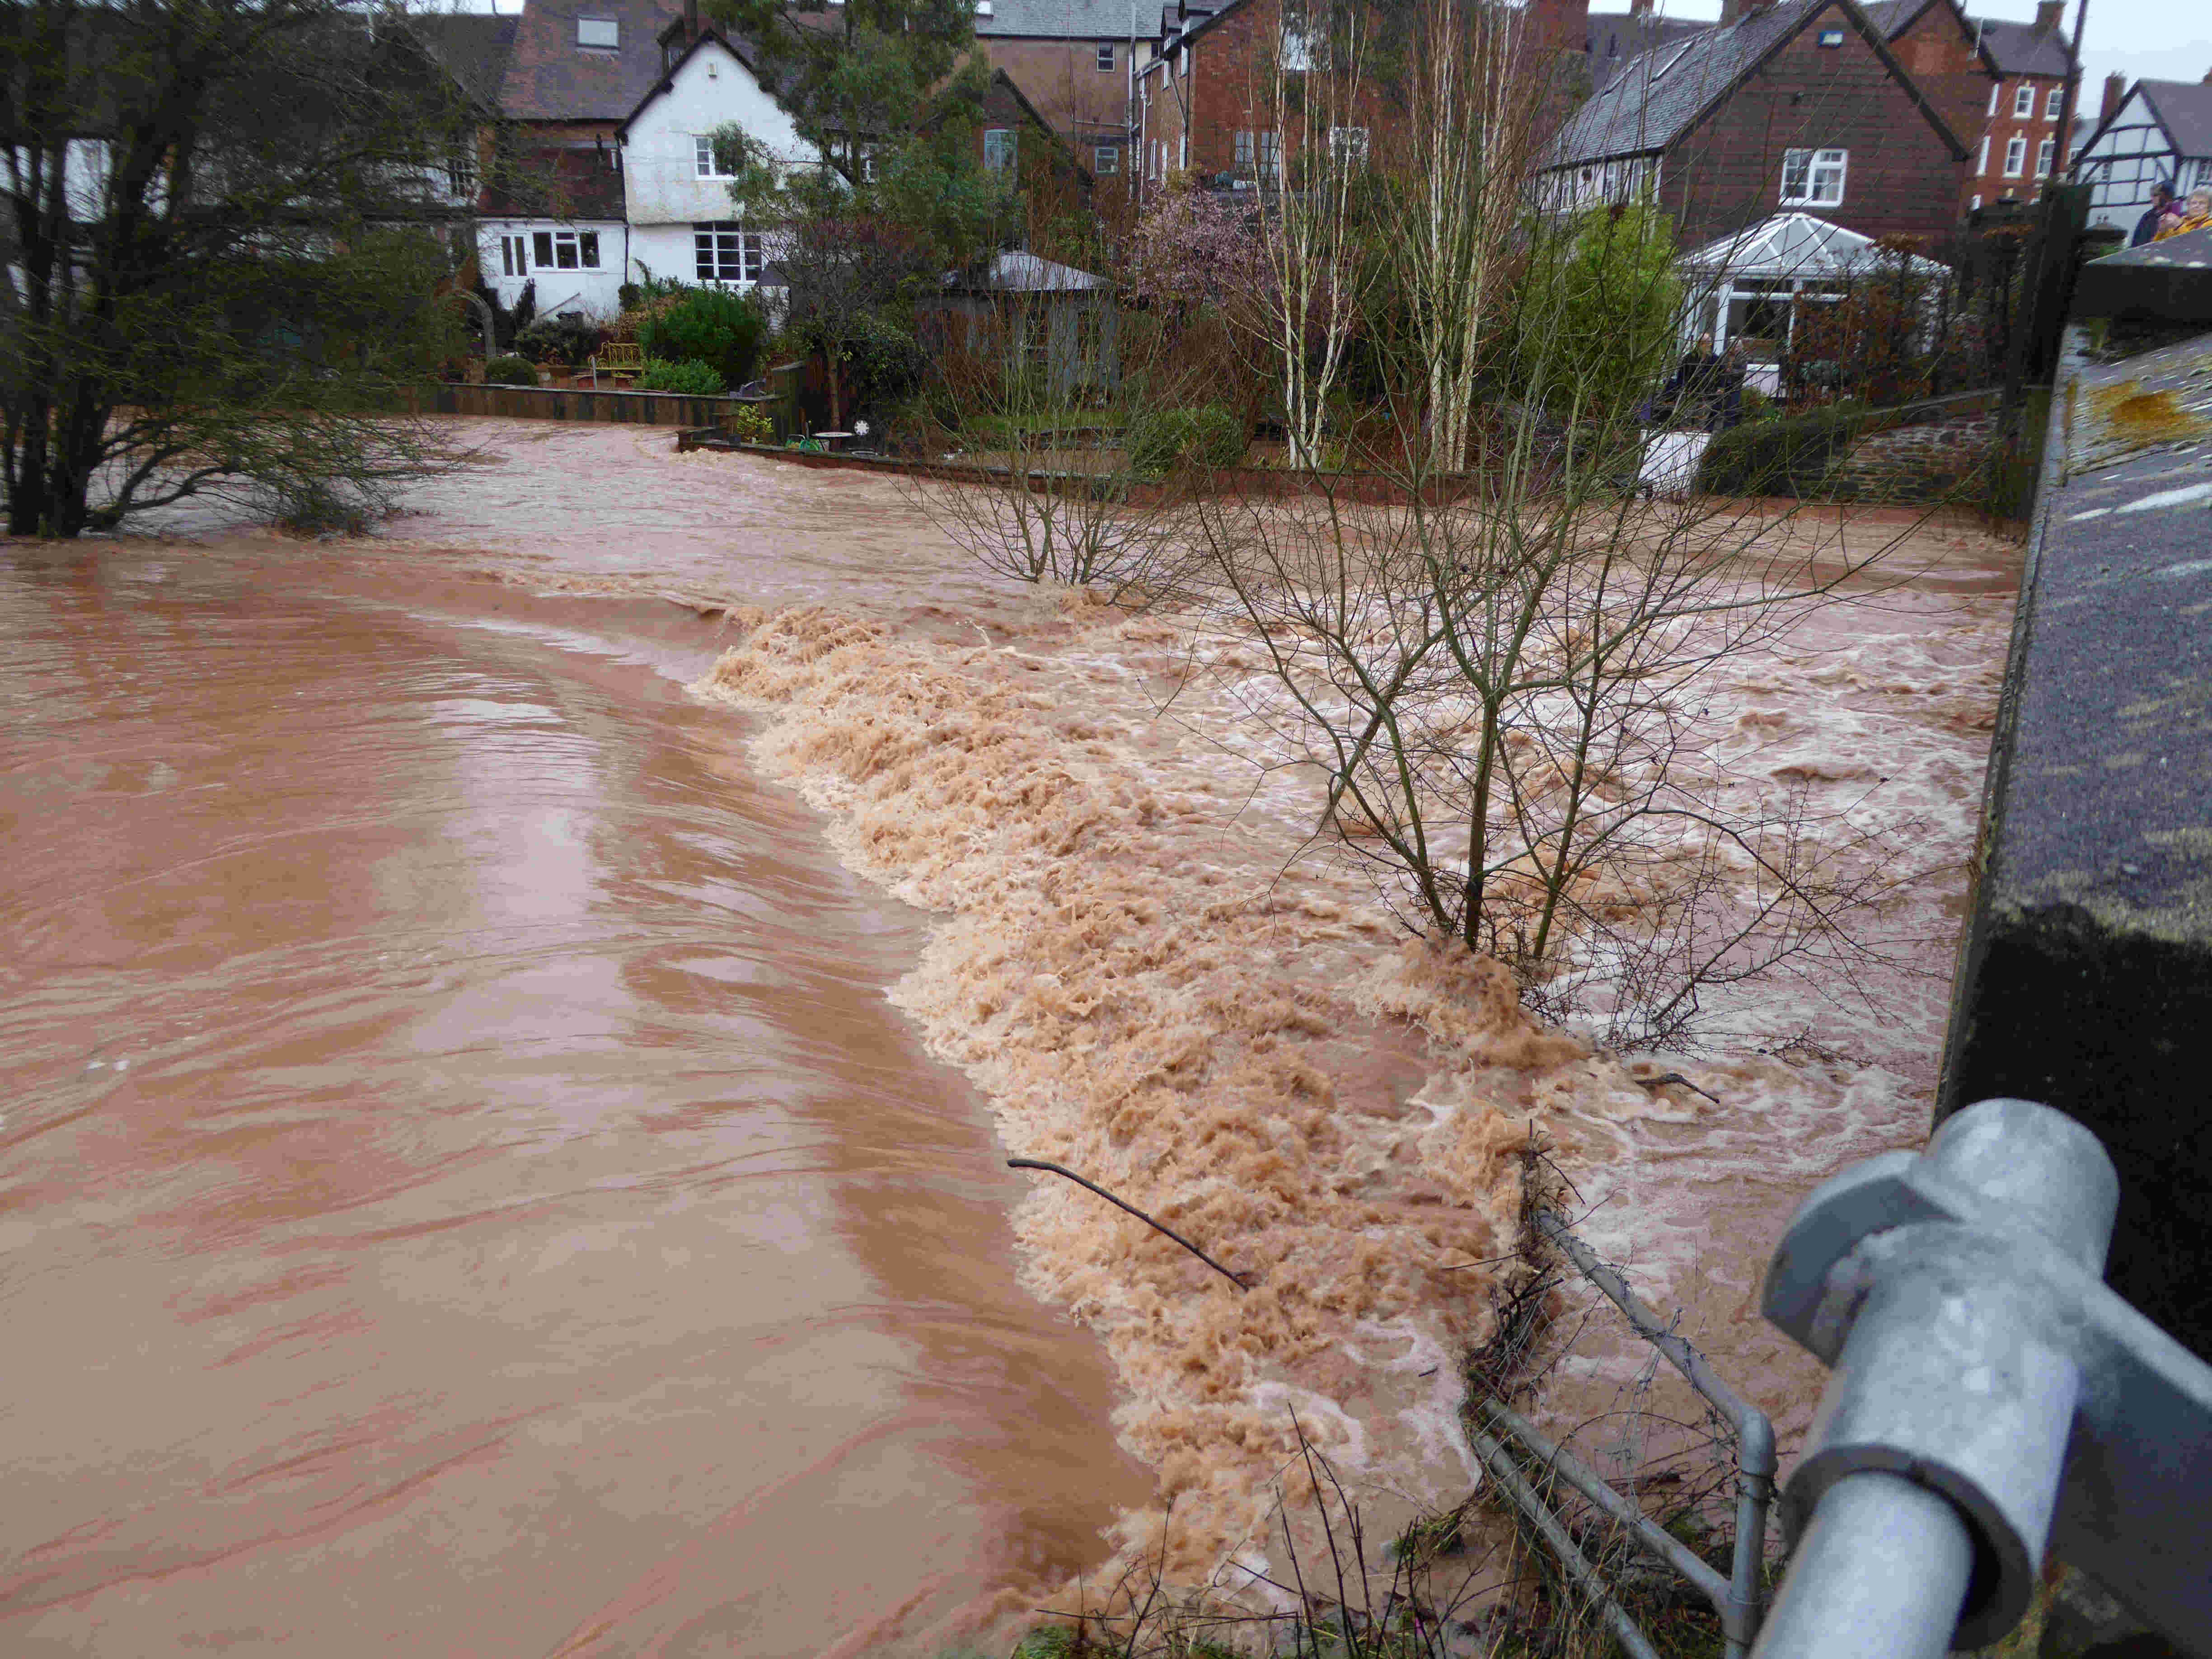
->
[1678, 212, 1951, 398]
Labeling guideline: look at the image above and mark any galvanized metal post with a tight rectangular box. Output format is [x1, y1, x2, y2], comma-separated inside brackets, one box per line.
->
[1536, 1212, 1775, 1657]
[1759, 1098, 2212, 1658]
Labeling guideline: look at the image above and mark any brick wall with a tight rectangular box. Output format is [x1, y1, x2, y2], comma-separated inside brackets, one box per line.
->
[1661, 3, 1966, 246]
[981, 38, 1132, 156]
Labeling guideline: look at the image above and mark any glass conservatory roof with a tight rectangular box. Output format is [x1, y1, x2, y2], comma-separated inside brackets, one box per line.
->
[1680, 213, 1950, 280]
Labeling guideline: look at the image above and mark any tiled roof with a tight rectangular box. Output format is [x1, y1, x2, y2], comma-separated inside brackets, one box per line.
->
[499, 0, 679, 124]
[403, 12, 519, 110]
[1551, 0, 1824, 165]
[2139, 80, 2212, 159]
[1970, 15, 2070, 80]
[977, 0, 1157, 40]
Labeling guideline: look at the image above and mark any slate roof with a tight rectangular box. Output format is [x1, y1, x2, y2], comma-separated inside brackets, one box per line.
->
[2138, 80, 2212, 160]
[1550, 0, 1963, 168]
[499, 0, 679, 124]
[976, 0, 1156, 40]
[1970, 15, 2071, 80]
[1554, 0, 1828, 164]
[403, 12, 519, 110]
[1584, 9, 1706, 66]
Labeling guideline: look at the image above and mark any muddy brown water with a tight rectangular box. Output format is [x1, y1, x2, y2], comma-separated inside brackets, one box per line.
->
[2, 422, 2027, 1652]
[0, 529, 1149, 1656]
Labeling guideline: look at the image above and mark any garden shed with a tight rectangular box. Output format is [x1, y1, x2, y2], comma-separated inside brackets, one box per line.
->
[921, 250, 1116, 403]
[1680, 212, 1951, 397]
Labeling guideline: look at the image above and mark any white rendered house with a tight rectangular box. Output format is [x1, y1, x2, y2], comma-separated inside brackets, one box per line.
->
[616, 26, 825, 294]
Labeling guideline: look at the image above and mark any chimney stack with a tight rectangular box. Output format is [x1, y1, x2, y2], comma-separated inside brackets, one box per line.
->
[1719, 0, 1775, 23]
[684, 0, 701, 41]
[2102, 72, 2126, 122]
[2034, 0, 2062, 34]
[1631, 0, 1653, 15]
[1525, 0, 1592, 55]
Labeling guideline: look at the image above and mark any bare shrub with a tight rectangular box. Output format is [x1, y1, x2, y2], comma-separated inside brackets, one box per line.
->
[908, 293, 1202, 601]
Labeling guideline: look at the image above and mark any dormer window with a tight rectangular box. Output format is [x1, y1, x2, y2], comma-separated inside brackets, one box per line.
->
[576, 17, 619, 48]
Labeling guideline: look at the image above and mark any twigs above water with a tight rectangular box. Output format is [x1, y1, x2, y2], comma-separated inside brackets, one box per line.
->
[1006, 1158, 1250, 1292]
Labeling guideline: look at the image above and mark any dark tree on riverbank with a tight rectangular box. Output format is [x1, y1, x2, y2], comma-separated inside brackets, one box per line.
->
[0, 0, 468, 538]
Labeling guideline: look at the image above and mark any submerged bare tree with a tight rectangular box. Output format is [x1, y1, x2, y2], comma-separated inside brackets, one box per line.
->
[1183, 0, 1925, 1046]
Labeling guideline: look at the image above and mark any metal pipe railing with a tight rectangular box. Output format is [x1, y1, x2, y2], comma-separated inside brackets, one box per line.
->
[1535, 1211, 1776, 1657]
[1467, 1421, 1662, 1659]
[1759, 1097, 2212, 1658]
[1476, 1396, 1731, 1612]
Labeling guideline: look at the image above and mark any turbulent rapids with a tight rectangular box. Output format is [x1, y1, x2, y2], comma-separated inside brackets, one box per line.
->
[0, 421, 2022, 1655]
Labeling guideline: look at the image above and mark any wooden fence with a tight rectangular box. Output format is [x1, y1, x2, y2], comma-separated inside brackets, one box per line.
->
[408, 382, 752, 427]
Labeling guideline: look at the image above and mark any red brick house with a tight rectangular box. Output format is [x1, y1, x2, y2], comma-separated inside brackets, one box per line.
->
[1133, 0, 1287, 191]
[972, 0, 1142, 179]
[1961, 5, 2075, 211]
[1858, 0, 2074, 213]
[1541, 0, 1971, 248]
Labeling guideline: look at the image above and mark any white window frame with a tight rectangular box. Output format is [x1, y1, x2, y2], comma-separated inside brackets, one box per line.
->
[1097, 40, 1115, 71]
[531, 228, 600, 270]
[2036, 137, 2054, 177]
[1779, 146, 1846, 206]
[1234, 129, 1281, 185]
[983, 127, 1017, 172]
[694, 135, 736, 179]
[1971, 193, 1982, 211]
[576, 16, 618, 48]
[693, 222, 764, 286]
[2004, 135, 2026, 177]
[1978, 134, 1990, 176]
[2045, 86, 2063, 121]
[1328, 125, 1368, 169]
[1094, 141, 1120, 175]
[498, 233, 528, 277]
[2014, 84, 2035, 118]
[1988, 81, 2001, 117]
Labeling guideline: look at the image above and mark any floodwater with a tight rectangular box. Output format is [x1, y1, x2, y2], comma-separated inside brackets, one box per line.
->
[0, 542, 1149, 1656]
[3, 422, 2026, 1649]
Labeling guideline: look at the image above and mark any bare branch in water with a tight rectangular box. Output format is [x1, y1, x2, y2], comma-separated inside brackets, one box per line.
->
[1006, 1158, 1249, 1292]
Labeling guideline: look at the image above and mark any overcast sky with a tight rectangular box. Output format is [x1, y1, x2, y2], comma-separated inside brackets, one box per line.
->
[450, 0, 2210, 98]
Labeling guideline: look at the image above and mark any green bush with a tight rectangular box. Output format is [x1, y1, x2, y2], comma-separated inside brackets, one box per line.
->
[724, 403, 774, 443]
[1124, 404, 1247, 479]
[483, 353, 539, 386]
[637, 358, 727, 395]
[513, 314, 604, 367]
[637, 287, 767, 391]
[1187, 404, 1249, 469]
[1696, 404, 1871, 498]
